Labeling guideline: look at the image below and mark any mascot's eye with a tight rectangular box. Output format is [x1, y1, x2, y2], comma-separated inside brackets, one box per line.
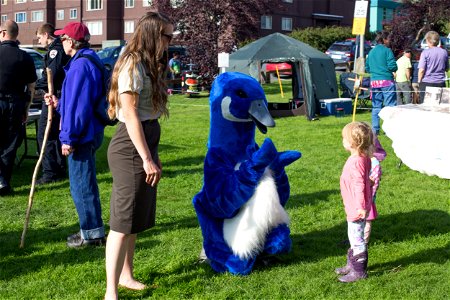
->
[236, 89, 248, 98]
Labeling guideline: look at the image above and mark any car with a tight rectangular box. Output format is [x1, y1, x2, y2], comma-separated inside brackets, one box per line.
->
[325, 41, 372, 65]
[20, 48, 45, 108]
[345, 38, 373, 47]
[419, 36, 450, 51]
[20, 47, 44, 80]
[97, 45, 123, 71]
[97, 45, 188, 72]
[264, 62, 292, 78]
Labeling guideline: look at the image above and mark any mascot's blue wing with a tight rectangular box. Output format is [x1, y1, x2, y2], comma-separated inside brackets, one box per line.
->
[270, 150, 302, 206]
[194, 147, 267, 219]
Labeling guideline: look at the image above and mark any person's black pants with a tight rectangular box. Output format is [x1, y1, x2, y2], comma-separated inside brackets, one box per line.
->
[418, 82, 446, 104]
[37, 103, 66, 180]
[0, 97, 25, 186]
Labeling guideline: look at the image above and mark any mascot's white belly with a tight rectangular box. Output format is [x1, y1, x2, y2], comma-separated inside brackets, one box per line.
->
[223, 167, 290, 260]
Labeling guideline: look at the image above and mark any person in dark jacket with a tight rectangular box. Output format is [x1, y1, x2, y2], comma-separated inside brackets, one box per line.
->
[35, 23, 70, 185]
[365, 31, 398, 135]
[0, 20, 37, 195]
[45, 22, 105, 247]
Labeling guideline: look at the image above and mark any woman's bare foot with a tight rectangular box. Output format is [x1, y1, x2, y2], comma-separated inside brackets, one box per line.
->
[118, 278, 146, 291]
[104, 291, 118, 300]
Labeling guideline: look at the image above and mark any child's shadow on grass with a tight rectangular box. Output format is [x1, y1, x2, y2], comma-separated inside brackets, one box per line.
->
[290, 209, 450, 263]
[369, 244, 449, 276]
[288, 189, 340, 208]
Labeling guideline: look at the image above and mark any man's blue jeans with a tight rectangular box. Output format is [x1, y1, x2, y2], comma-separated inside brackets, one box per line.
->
[68, 132, 105, 240]
[371, 84, 397, 133]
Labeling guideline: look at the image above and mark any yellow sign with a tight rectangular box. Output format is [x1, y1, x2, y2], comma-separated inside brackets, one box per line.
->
[352, 17, 366, 35]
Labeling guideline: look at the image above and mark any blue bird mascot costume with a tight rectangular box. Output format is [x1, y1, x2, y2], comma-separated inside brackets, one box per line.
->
[193, 72, 301, 275]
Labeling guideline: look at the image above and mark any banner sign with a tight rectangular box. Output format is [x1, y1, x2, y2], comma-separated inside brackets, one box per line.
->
[352, 0, 368, 35]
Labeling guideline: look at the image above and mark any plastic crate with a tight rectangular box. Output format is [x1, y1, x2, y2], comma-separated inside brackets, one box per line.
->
[319, 98, 352, 116]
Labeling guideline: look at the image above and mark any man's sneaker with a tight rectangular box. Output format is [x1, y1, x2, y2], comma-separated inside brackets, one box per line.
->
[66, 232, 105, 248]
[0, 180, 11, 196]
[36, 177, 65, 185]
[0, 185, 12, 196]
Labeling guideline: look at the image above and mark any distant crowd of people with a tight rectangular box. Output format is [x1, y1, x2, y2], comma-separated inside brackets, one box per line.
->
[365, 30, 449, 135]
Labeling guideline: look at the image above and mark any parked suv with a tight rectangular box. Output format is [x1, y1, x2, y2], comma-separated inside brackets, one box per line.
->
[325, 41, 371, 65]
[20, 47, 44, 79]
[20, 48, 45, 109]
[420, 36, 450, 52]
[97, 45, 123, 71]
[97, 45, 188, 71]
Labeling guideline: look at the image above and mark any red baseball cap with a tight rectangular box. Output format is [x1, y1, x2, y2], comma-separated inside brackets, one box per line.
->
[55, 22, 90, 42]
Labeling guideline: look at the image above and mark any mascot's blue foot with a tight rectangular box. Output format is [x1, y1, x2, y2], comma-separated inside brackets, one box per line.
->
[264, 224, 292, 255]
[210, 254, 256, 276]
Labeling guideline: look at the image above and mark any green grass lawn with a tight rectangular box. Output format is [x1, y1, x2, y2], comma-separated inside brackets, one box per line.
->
[0, 85, 449, 299]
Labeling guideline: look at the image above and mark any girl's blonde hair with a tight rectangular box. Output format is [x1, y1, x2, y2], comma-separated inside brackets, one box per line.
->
[108, 11, 171, 119]
[342, 121, 374, 157]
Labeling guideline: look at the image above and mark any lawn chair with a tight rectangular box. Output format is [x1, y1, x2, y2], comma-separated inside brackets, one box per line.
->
[339, 72, 371, 109]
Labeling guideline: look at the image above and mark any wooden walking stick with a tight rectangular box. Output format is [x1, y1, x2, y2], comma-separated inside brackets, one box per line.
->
[20, 68, 54, 248]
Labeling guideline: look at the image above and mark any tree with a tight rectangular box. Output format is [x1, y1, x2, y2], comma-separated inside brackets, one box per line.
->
[152, 0, 281, 86]
[389, 0, 450, 56]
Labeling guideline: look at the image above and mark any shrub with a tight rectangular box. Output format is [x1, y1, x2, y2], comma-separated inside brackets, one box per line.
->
[289, 26, 354, 52]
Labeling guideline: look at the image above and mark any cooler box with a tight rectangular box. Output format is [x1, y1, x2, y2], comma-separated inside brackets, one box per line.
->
[319, 98, 352, 116]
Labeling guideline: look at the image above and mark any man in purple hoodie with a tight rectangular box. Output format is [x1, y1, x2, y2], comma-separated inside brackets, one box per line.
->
[46, 22, 105, 248]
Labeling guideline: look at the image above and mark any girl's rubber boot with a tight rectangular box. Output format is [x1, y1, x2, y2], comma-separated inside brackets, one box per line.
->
[335, 248, 353, 275]
[338, 251, 368, 283]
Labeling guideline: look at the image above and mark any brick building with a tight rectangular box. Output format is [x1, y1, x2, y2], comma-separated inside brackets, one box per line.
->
[0, 0, 357, 48]
[262, 0, 355, 34]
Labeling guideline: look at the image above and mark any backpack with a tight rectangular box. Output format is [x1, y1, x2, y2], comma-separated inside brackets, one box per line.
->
[76, 53, 118, 126]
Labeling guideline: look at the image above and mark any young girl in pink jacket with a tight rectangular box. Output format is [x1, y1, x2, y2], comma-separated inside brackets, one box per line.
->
[336, 121, 373, 283]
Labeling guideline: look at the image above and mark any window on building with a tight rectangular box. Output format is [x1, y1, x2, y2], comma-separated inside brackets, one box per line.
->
[125, 0, 134, 8]
[143, 0, 152, 7]
[87, 0, 102, 11]
[1, 0, 7, 5]
[282, 0, 293, 3]
[281, 17, 292, 31]
[15, 12, 26, 23]
[1, 15, 7, 22]
[56, 10, 64, 20]
[261, 16, 272, 30]
[31, 10, 44, 22]
[124, 20, 134, 33]
[70, 8, 77, 19]
[386, 8, 393, 21]
[32, 0, 44, 2]
[16, 0, 26, 3]
[86, 21, 102, 35]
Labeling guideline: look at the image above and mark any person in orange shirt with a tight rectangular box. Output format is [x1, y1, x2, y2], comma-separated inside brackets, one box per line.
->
[336, 121, 373, 283]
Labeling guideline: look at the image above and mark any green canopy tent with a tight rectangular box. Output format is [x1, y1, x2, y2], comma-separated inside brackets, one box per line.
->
[228, 33, 338, 119]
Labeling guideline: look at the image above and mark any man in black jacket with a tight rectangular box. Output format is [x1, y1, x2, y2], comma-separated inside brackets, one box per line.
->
[0, 20, 37, 195]
[35, 23, 70, 185]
